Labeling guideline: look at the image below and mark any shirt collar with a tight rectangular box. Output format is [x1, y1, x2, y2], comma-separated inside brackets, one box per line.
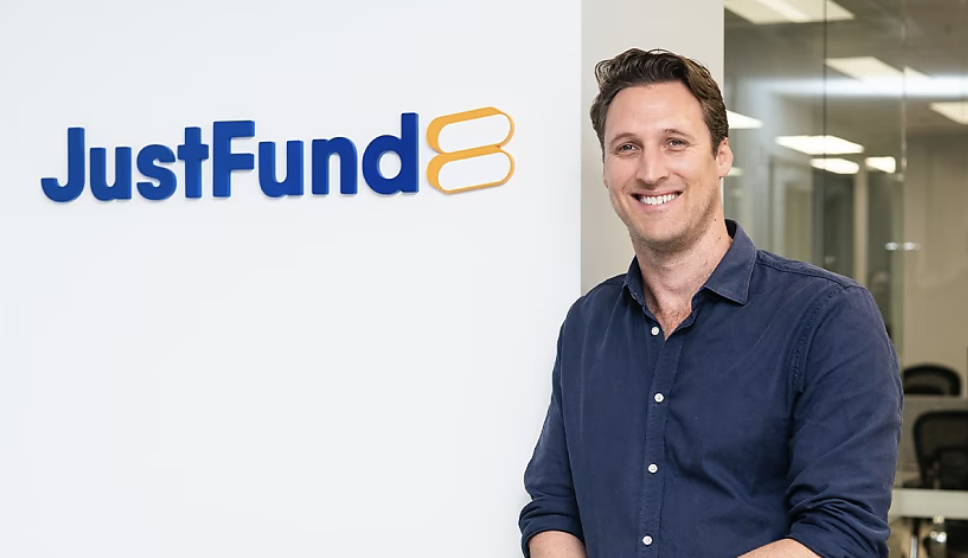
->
[623, 219, 757, 307]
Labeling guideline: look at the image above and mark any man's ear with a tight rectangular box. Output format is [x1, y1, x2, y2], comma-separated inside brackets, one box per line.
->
[716, 138, 734, 178]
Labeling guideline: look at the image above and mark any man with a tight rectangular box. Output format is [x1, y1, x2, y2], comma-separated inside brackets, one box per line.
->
[519, 48, 902, 558]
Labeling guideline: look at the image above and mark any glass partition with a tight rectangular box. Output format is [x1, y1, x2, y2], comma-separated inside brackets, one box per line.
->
[726, 1, 968, 555]
[724, 0, 905, 346]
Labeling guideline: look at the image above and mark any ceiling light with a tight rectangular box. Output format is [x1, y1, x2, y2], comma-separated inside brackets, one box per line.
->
[811, 158, 859, 175]
[767, 74, 968, 99]
[825, 57, 932, 84]
[776, 135, 864, 155]
[930, 102, 968, 125]
[725, 0, 854, 24]
[865, 157, 897, 173]
[826, 57, 902, 80]
[727, 111, 763, 129]
[904, 67, 933, 82]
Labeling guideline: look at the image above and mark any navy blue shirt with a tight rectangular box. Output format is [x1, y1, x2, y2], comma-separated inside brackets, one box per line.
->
[520, 221, 902, 558]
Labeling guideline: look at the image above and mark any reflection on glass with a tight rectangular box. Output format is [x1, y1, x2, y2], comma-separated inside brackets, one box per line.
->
[726, 1, 968, 555]
[724, 0, 904, 339]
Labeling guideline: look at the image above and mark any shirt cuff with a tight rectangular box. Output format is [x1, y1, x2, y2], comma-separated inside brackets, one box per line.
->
[520, 516, 584, 558]
[787, 520, 882, 558]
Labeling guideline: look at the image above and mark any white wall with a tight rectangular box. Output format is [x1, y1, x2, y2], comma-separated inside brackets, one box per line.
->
[902, 133, 968, 390]
[0, 1, 580, 557]
[581, 0, 725, 292]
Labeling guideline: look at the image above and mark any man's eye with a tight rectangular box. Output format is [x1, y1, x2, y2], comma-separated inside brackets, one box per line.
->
[618, 144, 636, 151]
[669, 139, 686, 147]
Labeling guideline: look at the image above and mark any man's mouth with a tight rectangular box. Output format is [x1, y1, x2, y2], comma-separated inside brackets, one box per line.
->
[634, 193, 680, 206]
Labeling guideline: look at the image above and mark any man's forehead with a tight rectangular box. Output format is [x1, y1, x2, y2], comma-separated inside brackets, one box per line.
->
[605, 98, 704, 139]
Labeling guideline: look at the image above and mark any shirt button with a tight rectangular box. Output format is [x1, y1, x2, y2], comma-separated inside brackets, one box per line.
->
[648, 463, 659, 474]
[650, 326, 660, 336]
[642, 535, 653, 546]
[654, 393, 665, 403]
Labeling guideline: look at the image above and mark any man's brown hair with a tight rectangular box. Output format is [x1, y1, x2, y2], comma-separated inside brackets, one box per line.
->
[590, 48, 728, 156]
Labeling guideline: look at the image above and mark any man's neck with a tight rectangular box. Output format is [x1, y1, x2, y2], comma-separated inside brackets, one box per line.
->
[634, 219, 732, 327]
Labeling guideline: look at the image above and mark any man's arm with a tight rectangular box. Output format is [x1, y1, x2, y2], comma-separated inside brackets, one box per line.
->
[519, 324, 585, 557]
[781, 285, 903, 557]
[739, 539, 819, 557]
[528, 531, 587, 558]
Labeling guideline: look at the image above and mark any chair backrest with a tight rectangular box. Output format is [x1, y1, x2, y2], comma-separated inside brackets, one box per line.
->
[903, 364, 962, 396]
[913, 410, 968, 489]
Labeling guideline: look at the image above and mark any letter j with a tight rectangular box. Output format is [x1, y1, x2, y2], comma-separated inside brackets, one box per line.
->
[42, 127, 86, 202]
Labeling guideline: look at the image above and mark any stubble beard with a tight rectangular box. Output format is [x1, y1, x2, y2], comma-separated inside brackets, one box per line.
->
[625, 188, 721, 258]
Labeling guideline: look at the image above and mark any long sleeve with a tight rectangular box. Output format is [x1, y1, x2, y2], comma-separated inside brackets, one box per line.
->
[519, 327, 584, 557]
[785, 286, 903, 557]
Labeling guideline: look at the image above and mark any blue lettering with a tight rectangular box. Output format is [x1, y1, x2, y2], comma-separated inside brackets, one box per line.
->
[177, 127, 209, 199]
[90, 146, 133, 201]
[311, 137, 358, 195]
[41, 127, 86, 203]
[137, 145, 177, 201]
[259, 140, 304, 197]
[43, 112, 445, 202]
[213, 121, 255, 198]
[362, 113, 418, 195]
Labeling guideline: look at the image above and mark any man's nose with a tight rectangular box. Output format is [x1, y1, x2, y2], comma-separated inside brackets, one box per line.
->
[635, 147, 670, 186]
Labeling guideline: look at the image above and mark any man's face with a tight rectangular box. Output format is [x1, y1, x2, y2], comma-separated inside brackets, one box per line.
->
[602, 82, 732, 253]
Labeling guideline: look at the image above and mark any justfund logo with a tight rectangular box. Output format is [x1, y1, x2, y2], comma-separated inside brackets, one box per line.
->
[41, 107, 515, 202]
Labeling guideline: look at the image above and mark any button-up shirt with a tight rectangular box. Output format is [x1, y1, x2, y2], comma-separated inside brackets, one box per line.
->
[519, 220, 902, 558]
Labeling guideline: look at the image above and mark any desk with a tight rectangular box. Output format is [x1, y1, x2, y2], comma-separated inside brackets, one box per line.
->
[890, 489, 968, 521]
[890, 489, 968, 558]
[893, 396, 968, 556]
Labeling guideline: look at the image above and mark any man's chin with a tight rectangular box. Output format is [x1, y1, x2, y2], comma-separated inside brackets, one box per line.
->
[631, 228, 685, 254]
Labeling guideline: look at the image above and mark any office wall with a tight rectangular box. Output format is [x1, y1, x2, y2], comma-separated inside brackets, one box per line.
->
[581, 0, 725, 292]
[0, 1, 580, 557]
[902, 133, 968, 388]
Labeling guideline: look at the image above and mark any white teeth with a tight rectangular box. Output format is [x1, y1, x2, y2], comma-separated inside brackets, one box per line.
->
[638, 193, 678, 206]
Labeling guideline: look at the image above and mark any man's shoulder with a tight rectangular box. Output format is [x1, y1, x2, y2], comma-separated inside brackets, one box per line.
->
[562, 273, 628, 326]
[750, 249, 885, 336]
[752, 248, 861, 292]
[584, 273, 629, 300]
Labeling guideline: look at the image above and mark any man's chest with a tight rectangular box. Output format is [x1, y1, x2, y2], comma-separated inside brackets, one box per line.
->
[558, 312, 799, 493]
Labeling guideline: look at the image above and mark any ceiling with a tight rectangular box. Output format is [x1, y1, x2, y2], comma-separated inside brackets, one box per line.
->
[725, 0, 968, 156]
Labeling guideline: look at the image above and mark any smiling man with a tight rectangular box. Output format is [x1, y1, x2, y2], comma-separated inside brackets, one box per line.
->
[518, 49, 902, 558]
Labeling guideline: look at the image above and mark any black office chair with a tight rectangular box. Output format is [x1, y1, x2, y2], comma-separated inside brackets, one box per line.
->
[913, 410, 968, 557]
[904, 365, 962, 397]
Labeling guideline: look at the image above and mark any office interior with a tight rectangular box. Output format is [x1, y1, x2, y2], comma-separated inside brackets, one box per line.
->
[2, 1, 962, 555]
[723, 0, 968, 556]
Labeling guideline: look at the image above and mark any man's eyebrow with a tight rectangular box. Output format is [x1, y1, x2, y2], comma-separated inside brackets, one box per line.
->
[608, 128, 697, 146]
[663, 127, 695, 139]
[607, 132, 638, 146]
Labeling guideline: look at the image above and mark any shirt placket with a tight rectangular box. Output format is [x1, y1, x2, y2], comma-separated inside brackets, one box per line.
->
[637, 320, 685, 558]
